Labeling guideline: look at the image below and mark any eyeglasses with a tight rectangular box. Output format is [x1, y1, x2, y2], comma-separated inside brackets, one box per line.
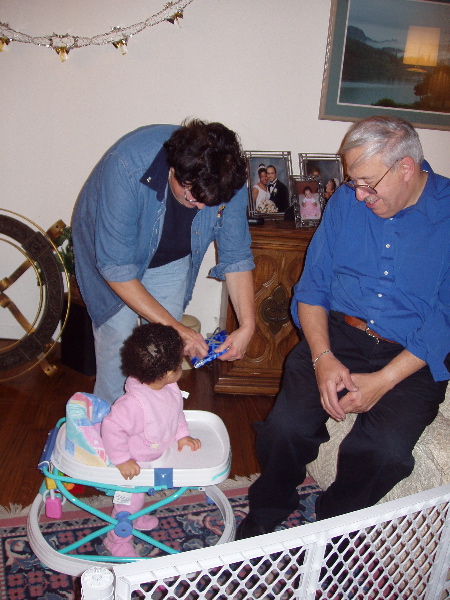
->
[343, 160, 399, 196]
[169, 170, 199, 204]
[182, 183, 198, 203]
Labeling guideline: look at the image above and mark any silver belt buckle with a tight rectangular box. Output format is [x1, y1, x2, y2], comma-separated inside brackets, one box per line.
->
[365, 326, 379, 344]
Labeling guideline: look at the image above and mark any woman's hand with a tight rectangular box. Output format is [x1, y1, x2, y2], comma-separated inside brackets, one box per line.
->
[216, 325, 253, 361]
[177, 324, 209, 359]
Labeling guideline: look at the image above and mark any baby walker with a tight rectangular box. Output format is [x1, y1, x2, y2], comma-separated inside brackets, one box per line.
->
[26, 393, 234, 577]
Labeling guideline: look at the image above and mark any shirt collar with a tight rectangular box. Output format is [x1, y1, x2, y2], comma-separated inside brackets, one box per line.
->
[139, 146, 169, 202]
[410, 160, 442, 224]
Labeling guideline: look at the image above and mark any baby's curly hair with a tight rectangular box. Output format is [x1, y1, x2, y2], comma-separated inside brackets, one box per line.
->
[120, 323, 184, 384]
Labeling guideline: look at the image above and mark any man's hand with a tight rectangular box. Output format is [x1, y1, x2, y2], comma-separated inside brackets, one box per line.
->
[314, 352, 359, 421]
[339, 372, 392, 414]
[297, 302, 358, 421]
[117, 458, 141, 480]
[339, 350, 427, 414]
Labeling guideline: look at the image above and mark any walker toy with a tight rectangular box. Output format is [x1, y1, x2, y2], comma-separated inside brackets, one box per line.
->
[27, 393, 234, 577]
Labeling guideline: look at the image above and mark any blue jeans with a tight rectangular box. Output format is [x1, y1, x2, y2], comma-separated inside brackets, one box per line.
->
[93, 255, 190, 404]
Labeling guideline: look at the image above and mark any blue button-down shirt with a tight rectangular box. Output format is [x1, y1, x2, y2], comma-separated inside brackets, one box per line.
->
[72, 124, 254, 328]
[292, 161, 450, 382]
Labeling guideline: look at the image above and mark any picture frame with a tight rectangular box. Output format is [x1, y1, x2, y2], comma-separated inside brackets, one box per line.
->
[292, 176, 324, 228]
[245, 151, 293, 218]
[298, 153, 344, 202]
[319, 0, 450, 131]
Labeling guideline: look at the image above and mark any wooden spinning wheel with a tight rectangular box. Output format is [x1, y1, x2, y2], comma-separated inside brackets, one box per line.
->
[0, 210, 70, 381]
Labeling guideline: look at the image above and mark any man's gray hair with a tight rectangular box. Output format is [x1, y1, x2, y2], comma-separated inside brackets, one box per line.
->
[339, 116, 424, 168]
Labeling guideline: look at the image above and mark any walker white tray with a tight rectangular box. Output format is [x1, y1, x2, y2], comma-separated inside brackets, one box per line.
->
[52, 410, 231, 487]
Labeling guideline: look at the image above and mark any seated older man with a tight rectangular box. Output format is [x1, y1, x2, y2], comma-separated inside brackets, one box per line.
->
[237, 115, 450, 539]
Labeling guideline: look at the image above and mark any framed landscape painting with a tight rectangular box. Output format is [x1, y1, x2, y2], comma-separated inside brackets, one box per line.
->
[319, 0, 450, 130]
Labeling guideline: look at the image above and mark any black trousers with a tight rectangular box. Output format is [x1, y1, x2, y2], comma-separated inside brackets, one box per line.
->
[248, 311, 447, 526]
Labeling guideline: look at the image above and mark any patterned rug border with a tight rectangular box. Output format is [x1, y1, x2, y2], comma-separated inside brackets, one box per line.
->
[0, 474, 266, 520]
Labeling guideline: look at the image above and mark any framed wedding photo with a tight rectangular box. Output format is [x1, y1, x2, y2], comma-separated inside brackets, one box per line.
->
[245, 151, 293, 219]
[292, 177, 324, 228]
[319, 0, 450, 131]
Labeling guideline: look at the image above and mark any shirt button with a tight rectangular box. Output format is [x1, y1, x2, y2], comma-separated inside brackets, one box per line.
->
[384, 271, 389, 275]
[370, 320, 374, 324]
[378, 293, 383, 297]
[385, 244, 390, 248]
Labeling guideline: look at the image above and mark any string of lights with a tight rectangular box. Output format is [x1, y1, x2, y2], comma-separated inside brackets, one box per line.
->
[0, 0, 194, 60]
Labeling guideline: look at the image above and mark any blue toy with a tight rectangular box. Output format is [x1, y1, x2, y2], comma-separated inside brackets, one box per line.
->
[191, 330, 229, 368]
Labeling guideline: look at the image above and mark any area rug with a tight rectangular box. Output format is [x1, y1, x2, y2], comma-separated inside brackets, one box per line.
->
[0, 476, 321, 600]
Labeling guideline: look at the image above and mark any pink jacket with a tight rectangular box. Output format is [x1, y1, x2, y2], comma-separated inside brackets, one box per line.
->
[101, 376, 190, 465]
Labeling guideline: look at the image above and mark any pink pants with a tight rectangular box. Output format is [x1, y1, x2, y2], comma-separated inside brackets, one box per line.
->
[105, 492, 156, 548]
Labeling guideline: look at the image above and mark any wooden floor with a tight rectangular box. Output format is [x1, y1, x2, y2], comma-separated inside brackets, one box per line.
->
[0, 349, 276, 509]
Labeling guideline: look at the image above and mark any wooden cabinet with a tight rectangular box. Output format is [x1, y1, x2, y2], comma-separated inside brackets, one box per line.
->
[214, 221, 315, 395]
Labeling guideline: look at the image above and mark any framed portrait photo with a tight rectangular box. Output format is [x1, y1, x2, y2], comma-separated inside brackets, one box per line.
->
[292, 177, 324, 228]
[298, 153, 344, 204]
[319, 0, 450, 131]
[245, 151, 293, 218]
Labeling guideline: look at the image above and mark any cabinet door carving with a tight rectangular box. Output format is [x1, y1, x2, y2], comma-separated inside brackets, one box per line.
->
[214, 223, 315, 395]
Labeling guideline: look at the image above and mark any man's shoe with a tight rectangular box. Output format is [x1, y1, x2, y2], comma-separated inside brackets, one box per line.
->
[235, 515, 277, 540]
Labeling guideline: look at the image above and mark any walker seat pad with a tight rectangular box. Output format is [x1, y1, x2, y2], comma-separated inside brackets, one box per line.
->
[51, 410, 231, 488]
[65, 392, 111, 467]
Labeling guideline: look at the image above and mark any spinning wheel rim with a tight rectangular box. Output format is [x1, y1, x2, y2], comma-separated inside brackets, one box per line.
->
[0, 210, 71, 380]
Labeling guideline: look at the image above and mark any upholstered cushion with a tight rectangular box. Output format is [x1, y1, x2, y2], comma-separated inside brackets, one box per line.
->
[307, 382, 450, 503]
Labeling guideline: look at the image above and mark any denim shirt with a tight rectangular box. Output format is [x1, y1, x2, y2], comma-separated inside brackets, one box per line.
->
[72, 124, 254, 328]
[292, 161, 450, 382]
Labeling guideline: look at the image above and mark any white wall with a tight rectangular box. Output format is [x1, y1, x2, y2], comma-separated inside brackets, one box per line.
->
[1, 0, 449, 338]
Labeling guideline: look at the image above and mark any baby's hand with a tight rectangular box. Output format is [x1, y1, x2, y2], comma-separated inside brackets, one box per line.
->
[117, 459, 140, 480]
[177, 436, 201, 452]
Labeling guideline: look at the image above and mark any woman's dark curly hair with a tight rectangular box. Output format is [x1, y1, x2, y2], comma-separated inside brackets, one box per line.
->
[120, 323, 184, 384]
[163, 118, 247, 206]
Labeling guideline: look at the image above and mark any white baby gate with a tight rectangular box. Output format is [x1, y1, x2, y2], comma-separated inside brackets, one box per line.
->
[82, 483, 450, 600]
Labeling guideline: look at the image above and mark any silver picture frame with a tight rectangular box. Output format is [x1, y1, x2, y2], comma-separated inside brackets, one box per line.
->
[245, 151, 293, 219]
[292, 176, 324, 228]
[298, 153, 344, 203]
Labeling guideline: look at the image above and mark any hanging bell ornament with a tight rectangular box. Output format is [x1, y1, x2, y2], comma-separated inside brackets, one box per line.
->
[166, 10, 183, 25]
[54, 46, 69, 61]
[112, 38, 128, 55]
[0, 36, 11, 51]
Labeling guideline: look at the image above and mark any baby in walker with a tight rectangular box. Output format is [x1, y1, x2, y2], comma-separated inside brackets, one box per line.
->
[101, 322, 201, 557]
